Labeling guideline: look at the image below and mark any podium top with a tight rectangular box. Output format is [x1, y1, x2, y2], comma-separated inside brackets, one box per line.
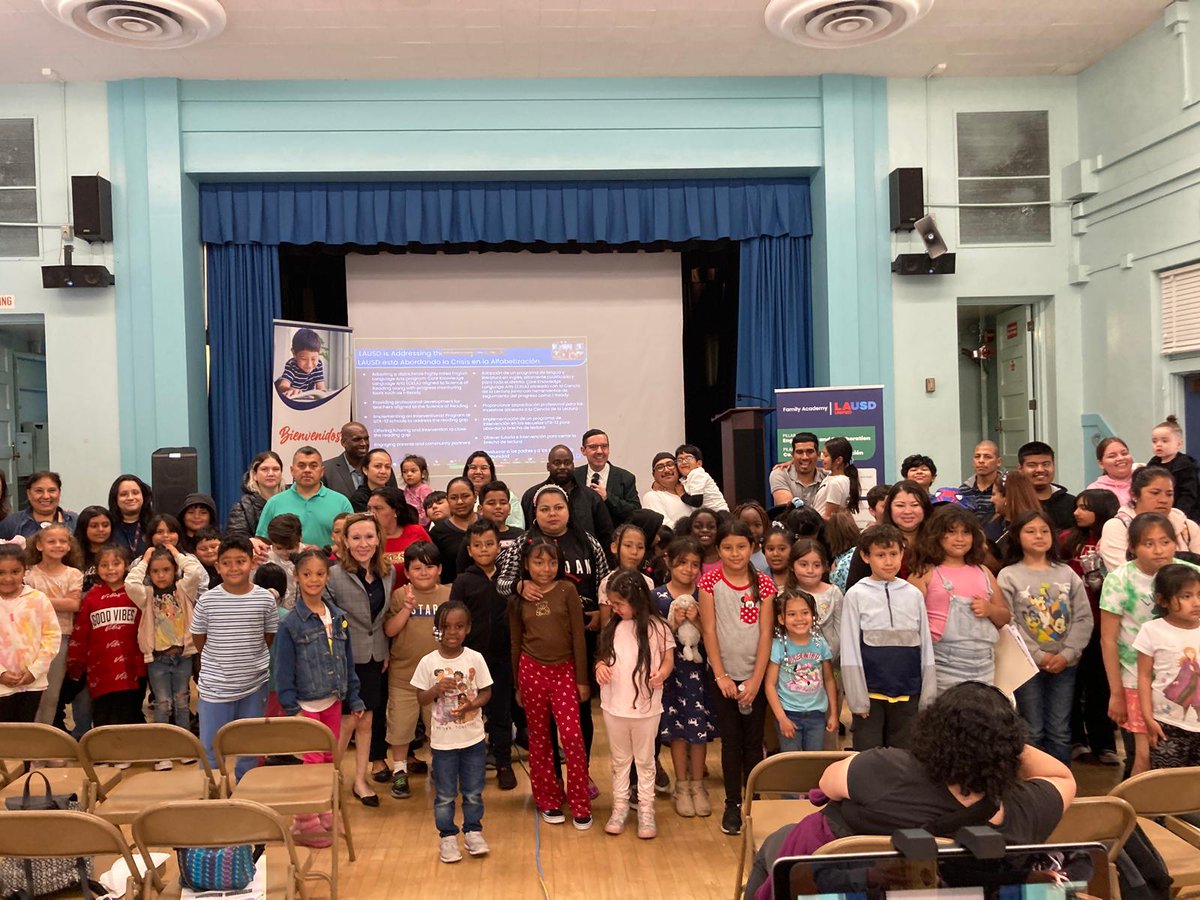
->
[711, 406, 772, 423]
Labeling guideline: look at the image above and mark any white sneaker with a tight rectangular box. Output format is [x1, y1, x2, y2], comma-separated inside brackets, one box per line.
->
[439, 835, 462, 863]
[464, 832, 490, 856]
[180, 758, 197, 765]
[153, 760, 173, 772]
[114, 762, 132, 770]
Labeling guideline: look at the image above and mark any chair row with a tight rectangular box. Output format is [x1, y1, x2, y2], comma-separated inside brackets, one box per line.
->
[729, 750, 1188, 900]
[0, 798, 308, 899]
[0, 718, 355, 898]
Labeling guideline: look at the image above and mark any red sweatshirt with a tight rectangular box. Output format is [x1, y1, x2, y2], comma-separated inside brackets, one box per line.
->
[66, 583, 146, 698]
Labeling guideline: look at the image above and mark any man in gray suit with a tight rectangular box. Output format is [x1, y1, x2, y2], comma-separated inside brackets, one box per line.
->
[323, 421, 396, 499]
[573, 428, 641, 526]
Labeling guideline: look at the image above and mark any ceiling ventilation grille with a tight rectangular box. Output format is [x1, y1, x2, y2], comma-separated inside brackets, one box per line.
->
[41, 0, 226, 49]
[764, 0, 934, 48]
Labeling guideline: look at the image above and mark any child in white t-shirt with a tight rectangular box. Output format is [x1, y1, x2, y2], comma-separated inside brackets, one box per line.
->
[412, 601, 493, 865]
[1134, 563, 1200, 769]
[674, 444, 729, 513]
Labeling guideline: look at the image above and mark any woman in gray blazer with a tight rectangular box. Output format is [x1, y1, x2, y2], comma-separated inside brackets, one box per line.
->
[327, 512, 396, 806]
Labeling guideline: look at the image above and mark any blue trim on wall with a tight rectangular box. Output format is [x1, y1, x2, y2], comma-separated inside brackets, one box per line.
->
[108, 79, 210, 486]
[811, 75, 894, 474]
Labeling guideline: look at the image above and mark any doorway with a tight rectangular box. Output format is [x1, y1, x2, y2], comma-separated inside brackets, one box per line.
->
[957, 301, 1039, 472]
[0, 317, 48, 508]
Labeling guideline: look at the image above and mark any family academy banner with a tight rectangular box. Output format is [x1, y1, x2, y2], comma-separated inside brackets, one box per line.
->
[774, 385, 886, 505]
[270, 320, 354, 461]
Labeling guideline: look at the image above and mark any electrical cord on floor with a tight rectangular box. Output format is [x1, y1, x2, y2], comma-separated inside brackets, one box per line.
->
[515, 749, 552, 900]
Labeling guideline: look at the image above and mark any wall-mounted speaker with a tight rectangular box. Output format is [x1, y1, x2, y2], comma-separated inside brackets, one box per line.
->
[892, 252, 956, 275]
[71, 175, 112, 243]
[913, 214, 948, 258]
[889, 167, 923, 232]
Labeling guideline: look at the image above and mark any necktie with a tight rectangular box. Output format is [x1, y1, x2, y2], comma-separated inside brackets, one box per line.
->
[591, 473, 600, 487]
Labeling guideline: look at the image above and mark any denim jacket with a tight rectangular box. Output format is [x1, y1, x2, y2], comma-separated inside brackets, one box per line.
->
[274, 599, 364, 715]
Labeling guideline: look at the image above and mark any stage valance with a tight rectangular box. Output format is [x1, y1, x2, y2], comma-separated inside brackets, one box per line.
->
[199, 179, 812, 247]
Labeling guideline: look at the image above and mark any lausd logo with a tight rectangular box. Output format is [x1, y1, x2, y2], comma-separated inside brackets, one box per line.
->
[832, 399, 877, 415]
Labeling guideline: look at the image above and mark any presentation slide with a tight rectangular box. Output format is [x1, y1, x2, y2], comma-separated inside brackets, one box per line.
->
[355, 337, 589, 473]
[346, 251, 685, 495]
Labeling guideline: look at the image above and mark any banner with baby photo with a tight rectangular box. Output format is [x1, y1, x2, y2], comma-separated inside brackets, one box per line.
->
[270, 319, 354, 462]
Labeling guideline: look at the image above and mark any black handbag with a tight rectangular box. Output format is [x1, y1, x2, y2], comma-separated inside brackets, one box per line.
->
[0, 772, 99, 900]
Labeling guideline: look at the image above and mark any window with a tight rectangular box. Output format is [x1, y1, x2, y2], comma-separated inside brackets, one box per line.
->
[0, 119, 39, 259]
[956, 111, 1050, 245]
[1161, 262, 1200, 355]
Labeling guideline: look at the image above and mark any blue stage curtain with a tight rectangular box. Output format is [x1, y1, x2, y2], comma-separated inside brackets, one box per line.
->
[736, 235, 813, 487]
[199, 180, 811, 246]
[206, 243, 281, 520]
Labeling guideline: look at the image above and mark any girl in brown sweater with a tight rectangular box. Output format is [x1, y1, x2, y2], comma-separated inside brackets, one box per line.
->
[509, 536, 591, 828]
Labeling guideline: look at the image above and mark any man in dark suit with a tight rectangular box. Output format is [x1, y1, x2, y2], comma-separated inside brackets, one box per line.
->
[573, 428, 640, 526]
[322, 421, 396, 499]
[522, 444, 613, 547]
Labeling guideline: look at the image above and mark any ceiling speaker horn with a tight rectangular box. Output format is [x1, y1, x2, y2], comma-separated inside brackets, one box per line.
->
[914, 214, 948, 258]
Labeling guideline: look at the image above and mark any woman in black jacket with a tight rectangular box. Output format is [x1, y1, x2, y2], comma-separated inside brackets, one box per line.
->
[226, 451, 283, 537]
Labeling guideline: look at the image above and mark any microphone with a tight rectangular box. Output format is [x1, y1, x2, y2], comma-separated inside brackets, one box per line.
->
[735, 392, 773, 406]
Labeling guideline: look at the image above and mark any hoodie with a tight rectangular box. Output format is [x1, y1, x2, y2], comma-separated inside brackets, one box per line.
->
[1086, 474, 1132, 509]
[178, 493, 218, 531]
[839, 577, 936, 714]
[1040, 484, 1077, 532]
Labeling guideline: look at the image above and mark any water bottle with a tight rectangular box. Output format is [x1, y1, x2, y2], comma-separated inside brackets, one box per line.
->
[737, 682, 752, 715]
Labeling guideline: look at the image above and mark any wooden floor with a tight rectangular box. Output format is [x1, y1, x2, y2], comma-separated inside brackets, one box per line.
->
[299, 709, 1127, 900]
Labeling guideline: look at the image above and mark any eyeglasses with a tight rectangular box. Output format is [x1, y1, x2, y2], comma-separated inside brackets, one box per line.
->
[676, 454, 696, 464]
[653, 462, 676, 472]
[466, 465, 490, 473]
[584, 443, 609, 452]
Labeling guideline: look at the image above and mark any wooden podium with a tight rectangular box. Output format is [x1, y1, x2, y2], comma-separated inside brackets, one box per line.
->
[711, 406, 772, 507]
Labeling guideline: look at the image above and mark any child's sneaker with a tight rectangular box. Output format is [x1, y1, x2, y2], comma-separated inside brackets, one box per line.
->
[604, 806, 628, 835]
[464, 832, 490, 856]
[153, 760, 173, 772]
[391, 771, 411, 799]
[439, 835, 462, 863]
[637, 808, 657, 840]
[541, 808, 566, 825]
[573, 815, 593, 831]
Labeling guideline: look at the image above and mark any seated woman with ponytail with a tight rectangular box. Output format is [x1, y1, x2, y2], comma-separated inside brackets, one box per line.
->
[812, 437, 861, 520]
[745, 682, 1074, 900]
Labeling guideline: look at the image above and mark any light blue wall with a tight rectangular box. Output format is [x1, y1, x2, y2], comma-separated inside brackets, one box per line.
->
[105, 75, 893, 478]
[108, 79, 208, 484]
[1076, 10, 1200, 464]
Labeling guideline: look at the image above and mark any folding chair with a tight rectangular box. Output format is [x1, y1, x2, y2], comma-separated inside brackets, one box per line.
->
[133, 798, 306, 899]
[1111, 766, 1200, 895]
[0, 723, 120, 810]
[214, 717, 353, 898]
[1049, 796, 1137, 900]
[0, 759, 25, 789]
[80, 724, 215, 824]
[0, 808, 145, 899]
[814, 835, 902, 855]
[735, 750, 853, 900]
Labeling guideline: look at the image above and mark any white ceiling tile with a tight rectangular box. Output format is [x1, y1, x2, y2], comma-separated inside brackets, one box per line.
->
[0, 0, 1169, 82]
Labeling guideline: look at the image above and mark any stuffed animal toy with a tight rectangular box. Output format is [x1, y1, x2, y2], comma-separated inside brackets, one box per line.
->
[668, 595, 703, 663]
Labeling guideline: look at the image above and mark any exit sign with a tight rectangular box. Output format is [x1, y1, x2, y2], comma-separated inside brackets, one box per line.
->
[0, 295, 13, 309]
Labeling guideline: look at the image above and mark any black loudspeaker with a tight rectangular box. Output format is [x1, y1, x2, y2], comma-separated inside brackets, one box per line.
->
[889, 167, 923, 232]
[151, 447, 198, 519]
[71, 175, 112, 243]
[892, 252, 956, 275]
[913, 214, 948, 258]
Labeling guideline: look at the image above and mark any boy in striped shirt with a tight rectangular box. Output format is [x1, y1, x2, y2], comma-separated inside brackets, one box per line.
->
[276, 327, 326, 397]
[191, 535, 279, 779]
